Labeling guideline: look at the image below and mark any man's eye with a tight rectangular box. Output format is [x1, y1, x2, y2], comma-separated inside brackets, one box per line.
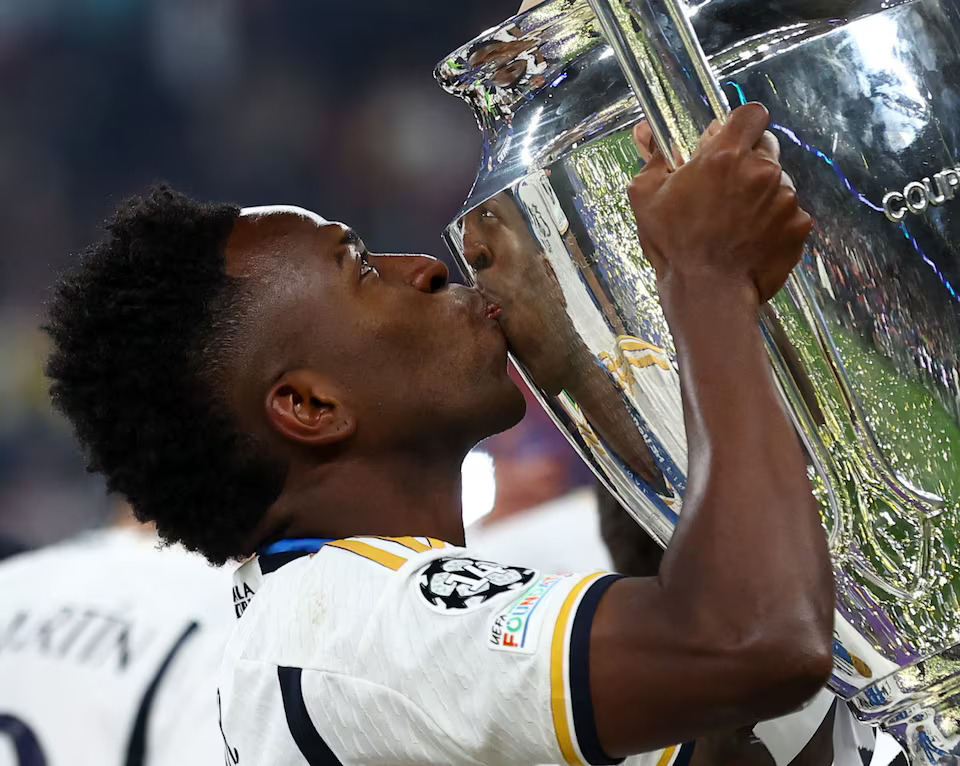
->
[472, 253, 490, 271]
[480, 208, 496, 220]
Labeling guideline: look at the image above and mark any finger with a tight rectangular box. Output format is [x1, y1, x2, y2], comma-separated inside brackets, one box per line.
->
[669, 142, 686, 169]
[755, 130, 780, 163]
[691, 118, 724, 157]
[633, 121, 684, 169]
[780, 169, 796, 193]
[628, 143, 671, 205]
[633, 121, 655, 163]
[700, 118, 723, 143]
[714, 102, 770, 151]
[638, 137, 670, 178]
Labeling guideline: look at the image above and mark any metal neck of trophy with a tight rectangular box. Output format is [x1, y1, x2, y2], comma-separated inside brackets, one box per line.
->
[586, 0, 730, 166]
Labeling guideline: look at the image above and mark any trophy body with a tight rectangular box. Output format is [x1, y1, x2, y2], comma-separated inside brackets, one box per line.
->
[437, 0, 960, 761]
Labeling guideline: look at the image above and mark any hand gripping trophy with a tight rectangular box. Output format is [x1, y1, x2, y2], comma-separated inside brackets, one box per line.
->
[437, 0, 960, 762]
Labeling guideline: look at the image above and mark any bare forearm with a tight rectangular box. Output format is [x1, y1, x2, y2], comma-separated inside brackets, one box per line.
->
[658, 277, 833, 652]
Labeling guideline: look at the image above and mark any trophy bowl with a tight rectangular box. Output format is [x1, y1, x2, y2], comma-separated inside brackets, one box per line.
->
[436, 0, 960, 762]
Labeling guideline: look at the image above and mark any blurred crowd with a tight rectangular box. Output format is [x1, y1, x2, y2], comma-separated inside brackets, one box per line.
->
[0, 0, 593, 550]
[805, 207, 960, 421]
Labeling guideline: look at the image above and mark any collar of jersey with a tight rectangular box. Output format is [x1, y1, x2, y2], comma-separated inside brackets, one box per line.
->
[258, 538, 333, 574]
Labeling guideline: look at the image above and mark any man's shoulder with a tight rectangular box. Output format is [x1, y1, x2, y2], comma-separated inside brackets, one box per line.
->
[251, 536, 460, 591]
[233, 536, 529, 623]
[225, 537, 465, 664]
[224, 537, 561, 669]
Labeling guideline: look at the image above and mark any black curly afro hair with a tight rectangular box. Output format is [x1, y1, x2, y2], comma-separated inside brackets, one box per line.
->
[45, 185, 287, 564]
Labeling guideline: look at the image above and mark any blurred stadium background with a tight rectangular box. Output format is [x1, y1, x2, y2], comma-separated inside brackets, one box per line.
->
[0, 0, 598, 550]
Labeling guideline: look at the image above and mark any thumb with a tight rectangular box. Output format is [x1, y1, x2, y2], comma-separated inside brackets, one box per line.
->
[636, 139, 670, 180]
[633, 121, 656, 163]
[627, 141, 670, 211]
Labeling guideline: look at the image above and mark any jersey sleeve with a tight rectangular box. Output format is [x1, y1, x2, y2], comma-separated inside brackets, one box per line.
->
[319, 546, 625, 766]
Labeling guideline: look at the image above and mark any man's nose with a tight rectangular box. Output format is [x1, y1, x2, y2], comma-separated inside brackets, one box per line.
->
[373, 254, 449, 293]
[410, 255, 449, 293]
[462, 235, 494, 274]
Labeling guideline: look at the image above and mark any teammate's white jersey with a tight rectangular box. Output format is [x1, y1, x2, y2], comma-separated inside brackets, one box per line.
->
[219, 535, 626, 766]
[0, 528, 234, 766]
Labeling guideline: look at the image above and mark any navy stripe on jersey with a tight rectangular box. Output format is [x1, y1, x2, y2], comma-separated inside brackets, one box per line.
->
[569, 574, 624, 765]
[260, 550, 312, 574]
[278, 666, 342, 765]
[259, 539, 334, 574]
[674, 741, 696, 766]
[123, 621, 199, 766]
[0, 714, 46, 765]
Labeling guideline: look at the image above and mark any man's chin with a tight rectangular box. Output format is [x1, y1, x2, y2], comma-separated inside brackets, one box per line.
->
[477, 380, 527, 440]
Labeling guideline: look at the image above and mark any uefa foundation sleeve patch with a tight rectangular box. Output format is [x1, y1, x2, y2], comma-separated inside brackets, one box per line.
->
[488, 573, 574, 654]
[416, 557, 538, 612]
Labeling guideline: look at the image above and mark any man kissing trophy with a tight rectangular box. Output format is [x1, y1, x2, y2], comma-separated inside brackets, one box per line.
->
[437, 0, 960, 762]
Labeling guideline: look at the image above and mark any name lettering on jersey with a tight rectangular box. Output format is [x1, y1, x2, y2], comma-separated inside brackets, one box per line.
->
[488, 573, 570, 653]
[0, 606, 135, 671]
[416, 557, 537, 612]
[232, 582, 256, 619]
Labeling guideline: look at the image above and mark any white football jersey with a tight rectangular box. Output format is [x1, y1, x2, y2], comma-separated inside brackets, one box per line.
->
[0, 528, 234, 766]
[219, 535, 630, 766]
[471, 494, 904, 766]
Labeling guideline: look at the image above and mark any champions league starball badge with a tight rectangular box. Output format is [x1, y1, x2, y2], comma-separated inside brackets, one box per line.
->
[417, 558, 537, 612]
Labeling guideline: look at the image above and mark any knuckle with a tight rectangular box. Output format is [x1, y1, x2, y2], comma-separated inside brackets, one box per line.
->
[757, 156, 784, 178]
[705, 145, 741, 169]
[778, 183, 799, 205]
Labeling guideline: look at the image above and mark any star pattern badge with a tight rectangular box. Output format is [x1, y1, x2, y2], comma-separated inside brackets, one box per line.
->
[418, 557, 537, 612]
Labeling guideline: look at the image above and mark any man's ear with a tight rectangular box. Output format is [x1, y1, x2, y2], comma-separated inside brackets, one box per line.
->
[264, 369, 356, 447]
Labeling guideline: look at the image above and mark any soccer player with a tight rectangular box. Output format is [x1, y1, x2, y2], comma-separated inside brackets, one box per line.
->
[44, 103, 833, 765]
[0, 506, 234, 765]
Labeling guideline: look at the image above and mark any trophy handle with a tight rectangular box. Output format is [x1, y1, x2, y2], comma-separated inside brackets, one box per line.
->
[586, 0, 730, 166]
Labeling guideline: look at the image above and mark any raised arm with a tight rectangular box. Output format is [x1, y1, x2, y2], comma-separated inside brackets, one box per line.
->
[588, 104, 834, 756]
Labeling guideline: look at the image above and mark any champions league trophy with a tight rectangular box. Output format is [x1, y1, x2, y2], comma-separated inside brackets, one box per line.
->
[437, 0, 960, 761]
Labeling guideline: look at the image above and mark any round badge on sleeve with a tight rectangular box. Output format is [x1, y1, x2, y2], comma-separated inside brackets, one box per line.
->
[417, 557, 537, 612]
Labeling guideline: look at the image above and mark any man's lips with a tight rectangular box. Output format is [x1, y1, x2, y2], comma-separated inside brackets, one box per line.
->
[485, 302, 502, 320]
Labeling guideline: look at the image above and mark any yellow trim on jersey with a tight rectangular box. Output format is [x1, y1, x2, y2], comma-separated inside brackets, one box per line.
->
[423, 537, 446, 549]
[627, 354, 671, 371]
[550, 572, 606, 766]
[616, 336, 667, 355]
[656, 745, 678, 766]
[327, 540, 408, 571]
[613, 336, 671, 372]
[374, 536, 431, 553]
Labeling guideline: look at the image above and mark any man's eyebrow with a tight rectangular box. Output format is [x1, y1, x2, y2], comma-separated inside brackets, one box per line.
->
[335, 228, 360, 269]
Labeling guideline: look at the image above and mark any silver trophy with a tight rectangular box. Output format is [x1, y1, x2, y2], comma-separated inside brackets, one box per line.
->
[437, 0, 960, 762]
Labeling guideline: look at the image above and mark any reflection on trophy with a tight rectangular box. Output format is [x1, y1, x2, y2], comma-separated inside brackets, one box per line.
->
[437, 0, 960, 762]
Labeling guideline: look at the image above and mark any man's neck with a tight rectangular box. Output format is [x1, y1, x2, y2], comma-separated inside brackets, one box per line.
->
[263, 451, 468, 548]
